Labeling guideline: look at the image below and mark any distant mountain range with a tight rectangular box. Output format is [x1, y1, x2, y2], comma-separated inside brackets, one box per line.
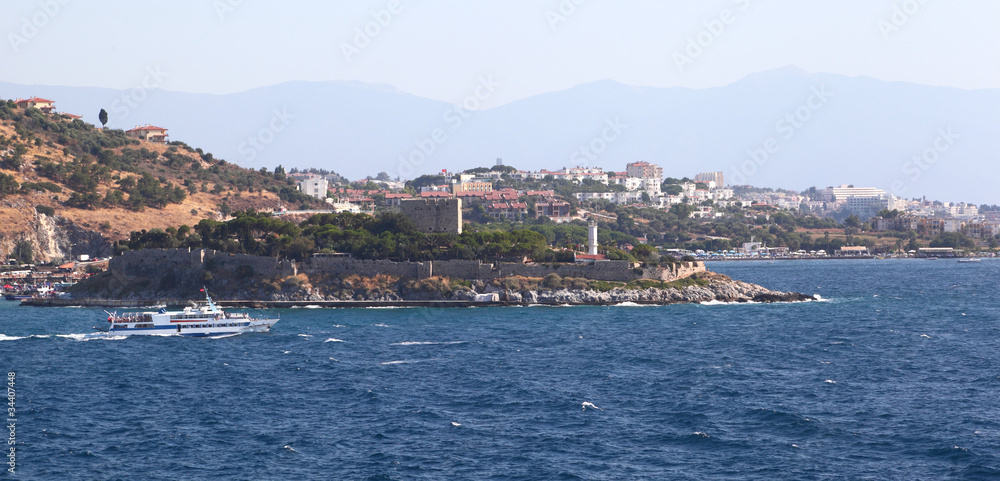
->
[2, 67, 997, 203]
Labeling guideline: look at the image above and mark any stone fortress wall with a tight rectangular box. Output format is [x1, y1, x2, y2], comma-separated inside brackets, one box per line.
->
[398, 198, 463, 234]
[111, 248, 706, 284]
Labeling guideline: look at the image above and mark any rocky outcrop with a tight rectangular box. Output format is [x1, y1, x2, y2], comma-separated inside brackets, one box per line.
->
[491, 273, 814, 305]
[0, 204, 113, 262]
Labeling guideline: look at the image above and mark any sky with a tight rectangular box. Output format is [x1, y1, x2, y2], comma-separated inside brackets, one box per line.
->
[1, 0, 998, 106]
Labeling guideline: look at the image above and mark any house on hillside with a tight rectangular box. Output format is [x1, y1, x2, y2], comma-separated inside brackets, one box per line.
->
[125, 125, 169, 143]
[15, 97, 55, 113]
[384, 193, 413, 207]
[297, 176, 329, 200]
[420, 191, 453, 199]
[535, 201, 571, 219]
[487, 202, 528, 220]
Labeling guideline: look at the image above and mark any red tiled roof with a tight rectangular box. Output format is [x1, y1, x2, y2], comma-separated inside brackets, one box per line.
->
[384, 193, 413, 199]
[17, 97, 54, 104]
[575, 254, 606, 261]
[420, 191, 452, 198]
[126, 125, 167, 132]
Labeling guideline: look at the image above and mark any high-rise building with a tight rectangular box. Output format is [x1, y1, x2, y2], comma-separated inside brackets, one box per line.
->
[626, 161, 663, 180]
[695, 172, 724, 188]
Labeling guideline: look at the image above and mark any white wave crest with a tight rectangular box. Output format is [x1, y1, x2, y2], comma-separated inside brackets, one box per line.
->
[699, 299, 756, 306]
[380, 358, 437, 365]
[324, 338, 345, 343]
[0, 334, 25, 341]
[208, 333, 241, 339]
[390, 341, 466, 346]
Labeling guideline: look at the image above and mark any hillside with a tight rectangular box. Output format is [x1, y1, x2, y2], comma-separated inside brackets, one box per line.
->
[2, 69, 998, 202]
[0, 100, 320, 262]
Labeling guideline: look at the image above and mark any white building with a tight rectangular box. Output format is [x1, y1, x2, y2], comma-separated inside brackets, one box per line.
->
[297, 176, 329, 200]
[511, 167, 609, 184]
[574, 191, 644, 205]
[822, 185, 888, 202]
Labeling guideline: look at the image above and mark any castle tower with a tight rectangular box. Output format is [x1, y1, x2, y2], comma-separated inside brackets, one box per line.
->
[588, 221, 598, 256]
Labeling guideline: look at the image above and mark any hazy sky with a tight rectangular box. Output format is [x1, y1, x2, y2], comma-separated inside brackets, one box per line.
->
[2, 0, 997, 105]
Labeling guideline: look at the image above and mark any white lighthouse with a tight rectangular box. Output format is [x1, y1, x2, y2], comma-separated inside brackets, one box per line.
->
[587, 221, 598, 256]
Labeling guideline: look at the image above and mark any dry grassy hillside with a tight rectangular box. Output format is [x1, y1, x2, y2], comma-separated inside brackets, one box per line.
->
[0, 102, 320, 261]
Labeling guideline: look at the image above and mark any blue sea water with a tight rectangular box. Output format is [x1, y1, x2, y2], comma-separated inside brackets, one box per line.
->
[2, 259, 1000, 480]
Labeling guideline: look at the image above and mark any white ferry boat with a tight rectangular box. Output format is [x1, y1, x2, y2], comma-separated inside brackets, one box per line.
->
[103, 290, 278, 337]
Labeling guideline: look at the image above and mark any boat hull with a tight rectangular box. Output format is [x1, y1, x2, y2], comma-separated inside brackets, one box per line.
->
[109, 318, 278, 337]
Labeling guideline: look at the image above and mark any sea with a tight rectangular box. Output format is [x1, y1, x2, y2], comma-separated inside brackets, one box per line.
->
[1, 259, 999, 480]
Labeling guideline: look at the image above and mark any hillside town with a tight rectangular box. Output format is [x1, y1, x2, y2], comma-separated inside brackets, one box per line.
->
[286, 160, 999, 250]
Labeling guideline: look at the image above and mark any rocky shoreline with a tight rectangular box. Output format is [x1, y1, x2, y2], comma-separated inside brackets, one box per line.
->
[478, 273, 814, 305]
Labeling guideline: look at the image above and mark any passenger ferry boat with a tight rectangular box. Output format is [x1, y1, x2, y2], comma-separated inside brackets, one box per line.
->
[103, 290, 278, 337]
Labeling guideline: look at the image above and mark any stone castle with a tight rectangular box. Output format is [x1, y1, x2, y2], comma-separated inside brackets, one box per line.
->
[106, 248, 705, 288]
[399, 198, 462, 234]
